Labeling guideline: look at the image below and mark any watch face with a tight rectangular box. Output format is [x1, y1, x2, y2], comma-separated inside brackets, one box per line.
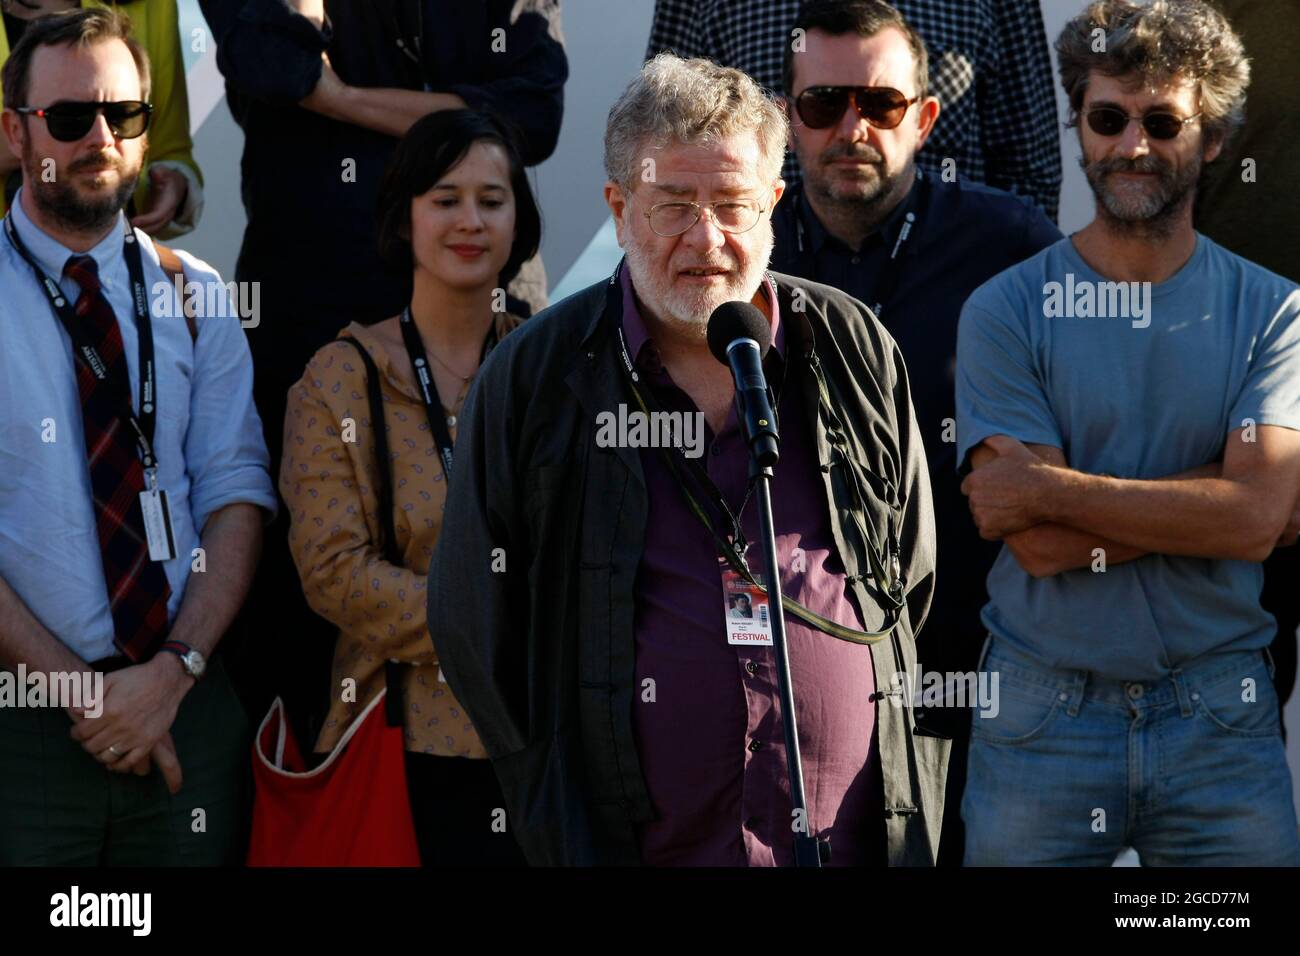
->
[184, 651, 206, 679]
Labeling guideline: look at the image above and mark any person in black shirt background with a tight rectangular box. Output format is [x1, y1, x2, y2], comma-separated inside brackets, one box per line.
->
[197, 0, 567, 737]
[769, 0, 1061, 865]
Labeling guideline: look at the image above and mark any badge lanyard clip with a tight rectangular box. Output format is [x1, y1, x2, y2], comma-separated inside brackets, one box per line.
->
[605, 261, 906, 646]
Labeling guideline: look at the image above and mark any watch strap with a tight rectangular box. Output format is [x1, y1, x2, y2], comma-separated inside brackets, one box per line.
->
[158, 640, 202, 679]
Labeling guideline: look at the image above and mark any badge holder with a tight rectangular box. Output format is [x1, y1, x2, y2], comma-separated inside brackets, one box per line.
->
[139, 467, 177, 562]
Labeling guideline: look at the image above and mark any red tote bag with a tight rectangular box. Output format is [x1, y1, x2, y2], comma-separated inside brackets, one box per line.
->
[247, 690, 421, 867]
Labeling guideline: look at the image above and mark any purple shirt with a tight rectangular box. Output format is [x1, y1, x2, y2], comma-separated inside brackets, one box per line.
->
[625, 269, 883, 866]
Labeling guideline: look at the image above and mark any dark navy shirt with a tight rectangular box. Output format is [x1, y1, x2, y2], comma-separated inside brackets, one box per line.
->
[771, 170, 1061, 677]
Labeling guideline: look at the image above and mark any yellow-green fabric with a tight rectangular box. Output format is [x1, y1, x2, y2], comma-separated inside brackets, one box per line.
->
[0, 0, 200, 223]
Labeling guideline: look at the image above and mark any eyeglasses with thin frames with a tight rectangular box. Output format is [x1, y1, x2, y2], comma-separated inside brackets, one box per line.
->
[640, 197, 770, 238]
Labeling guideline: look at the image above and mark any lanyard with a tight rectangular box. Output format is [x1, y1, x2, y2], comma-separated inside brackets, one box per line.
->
[604, 261, 906, 645]
[792, 171, 923, 321]
[397, 305, 499, 483]
[5, 213, 161, 477]
[389, 0, 432, 91]
[609, 264, 785, 563]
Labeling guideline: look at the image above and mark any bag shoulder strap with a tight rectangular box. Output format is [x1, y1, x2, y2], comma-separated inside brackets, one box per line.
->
[336, 336, 401, 564]
[152, 241, 199, 344]
[336, 335, 405, 727]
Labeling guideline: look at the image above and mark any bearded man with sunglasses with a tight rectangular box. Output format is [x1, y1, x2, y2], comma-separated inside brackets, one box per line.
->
[955, 0, 1300, 866]
[770, 0, 1061, 867]
[0, 8, 276, 864]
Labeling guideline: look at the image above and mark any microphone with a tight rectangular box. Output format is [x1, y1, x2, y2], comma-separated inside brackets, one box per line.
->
[707, 301, 779, 467]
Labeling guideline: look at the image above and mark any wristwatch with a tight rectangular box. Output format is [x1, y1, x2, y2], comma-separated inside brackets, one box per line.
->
[158, 640, 206, 681]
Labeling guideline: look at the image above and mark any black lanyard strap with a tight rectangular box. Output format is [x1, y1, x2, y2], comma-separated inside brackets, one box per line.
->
[5, 213, 160, 473]
[397, 306, 500, 483]
[605, 263, 907, 646]
[612, 319, 765, 561]
[793, 172, 924, 321]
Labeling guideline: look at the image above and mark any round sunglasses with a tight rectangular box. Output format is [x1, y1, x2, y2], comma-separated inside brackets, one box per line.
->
[794, 86, 920, 130]
[1084, 106, 1201, 141]
[14, 100, 152, 142]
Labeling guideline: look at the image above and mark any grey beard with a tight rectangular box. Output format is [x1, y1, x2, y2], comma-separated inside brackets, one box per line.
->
[1083, 154, 1199, 241]
[622, 223, 774, 336]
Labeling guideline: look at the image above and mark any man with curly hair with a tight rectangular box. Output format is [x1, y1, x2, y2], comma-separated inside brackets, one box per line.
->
[954, 0, 1300, 865]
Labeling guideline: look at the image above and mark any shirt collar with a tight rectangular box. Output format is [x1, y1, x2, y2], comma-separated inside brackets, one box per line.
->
[10, 187, 129, 290]
[620, 263, 784, 371]
[797, 167, 925, 257]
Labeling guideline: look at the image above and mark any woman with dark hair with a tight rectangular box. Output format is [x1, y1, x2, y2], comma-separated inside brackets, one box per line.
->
[280, 109, 537, 866]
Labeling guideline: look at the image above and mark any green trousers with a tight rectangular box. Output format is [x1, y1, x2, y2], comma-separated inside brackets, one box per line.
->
[0, 655, 250, 865]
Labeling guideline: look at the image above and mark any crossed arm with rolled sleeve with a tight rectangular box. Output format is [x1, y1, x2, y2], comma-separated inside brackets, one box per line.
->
[961, 433, 1300, 578]
[956, 303, 1300, 578]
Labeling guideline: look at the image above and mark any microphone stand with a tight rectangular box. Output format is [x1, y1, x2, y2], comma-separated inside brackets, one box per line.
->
[748, 455, 827, 868]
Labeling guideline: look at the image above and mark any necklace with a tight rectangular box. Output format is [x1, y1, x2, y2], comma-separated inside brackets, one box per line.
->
[425, 344, 477, 386]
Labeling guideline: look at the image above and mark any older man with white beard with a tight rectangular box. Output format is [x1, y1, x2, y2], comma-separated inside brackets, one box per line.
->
[428, 53, 946, 866]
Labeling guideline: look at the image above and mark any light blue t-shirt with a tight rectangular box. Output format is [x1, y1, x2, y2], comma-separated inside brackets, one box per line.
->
[955, 234, 1300, 680]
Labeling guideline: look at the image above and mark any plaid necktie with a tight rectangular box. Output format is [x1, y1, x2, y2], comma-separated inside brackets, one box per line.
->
[64, 254, 171, 661]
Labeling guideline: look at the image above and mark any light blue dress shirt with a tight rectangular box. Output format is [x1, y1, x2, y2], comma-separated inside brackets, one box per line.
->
[0, 191, 278, 662]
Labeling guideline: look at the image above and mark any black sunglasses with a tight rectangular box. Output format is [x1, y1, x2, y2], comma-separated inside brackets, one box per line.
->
[1084, 106, 1201, 141]
[14, 100, 152, 142]
[794, 86, 920, 130]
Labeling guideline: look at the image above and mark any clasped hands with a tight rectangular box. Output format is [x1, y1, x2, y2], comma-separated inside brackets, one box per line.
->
[67, 654, 194, 794]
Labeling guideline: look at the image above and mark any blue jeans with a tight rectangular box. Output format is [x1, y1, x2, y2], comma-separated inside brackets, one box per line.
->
[962, 637, 1300, 866]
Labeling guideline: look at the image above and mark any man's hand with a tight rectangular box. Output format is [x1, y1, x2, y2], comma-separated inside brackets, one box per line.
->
[66, 705, 153, 779]
[286, 0, 326, 30]
[129, 166, 188, 235]
[148, 732, 184, 795]
[297, 49, 466, 135]
[70, 655, 193, 775]
[961, 434, 1060, 539]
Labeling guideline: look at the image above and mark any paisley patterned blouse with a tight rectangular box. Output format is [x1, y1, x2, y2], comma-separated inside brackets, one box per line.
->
[280, 315, 520, 757]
